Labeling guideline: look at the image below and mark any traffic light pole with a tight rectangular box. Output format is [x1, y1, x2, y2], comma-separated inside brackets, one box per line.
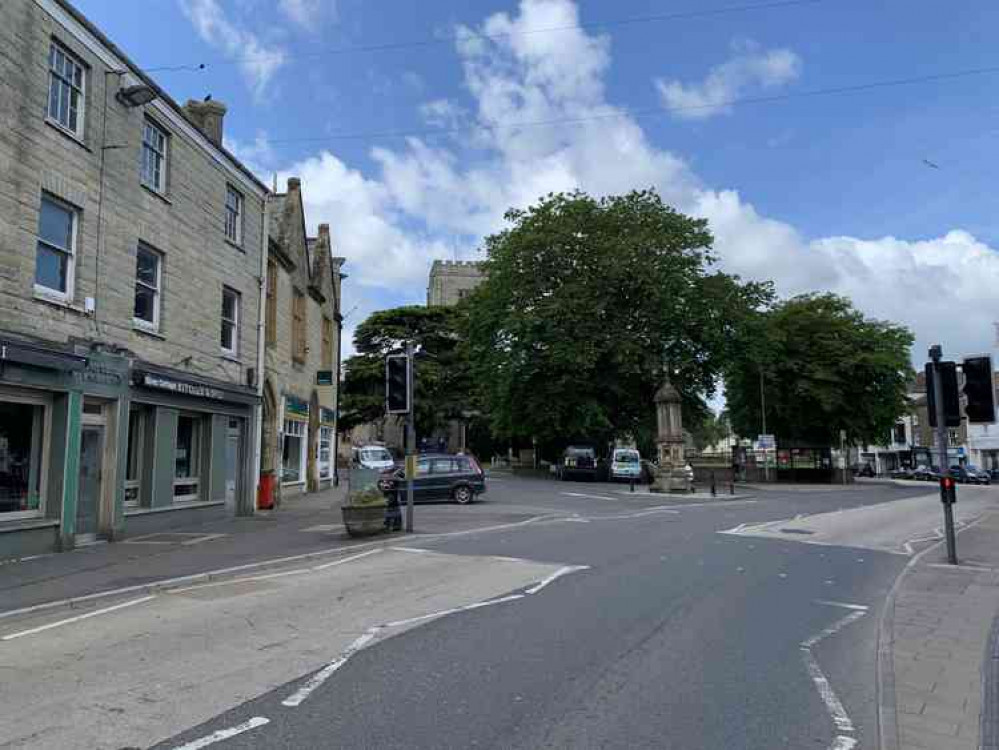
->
[405, 341, 415, 534]
[930, 345, 958, 565]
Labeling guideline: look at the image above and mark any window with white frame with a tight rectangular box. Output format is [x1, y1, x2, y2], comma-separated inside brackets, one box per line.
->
[133, 244, 162, 329]
[140, 119, 168, 193]
[47, 42, 85, 137]
[221, 286, 240, 356]
[224, 185, 243, 244]
[0, 394, 48, 517]
[318, 426, 333, 480]
[282, 420, 306, 484]
[174, 414, 203, 501]
[35, 193, 78, 299]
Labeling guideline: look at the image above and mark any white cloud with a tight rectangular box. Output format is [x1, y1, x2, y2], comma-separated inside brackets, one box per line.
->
[278, 0, 329, 29]
[274, 0, 999, 363]
[180, 0, 286, 100]
[224, 131, 277, 179]
[656, 39, 801, 120]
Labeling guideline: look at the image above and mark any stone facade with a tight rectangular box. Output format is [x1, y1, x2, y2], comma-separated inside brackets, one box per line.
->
[0, 0, 268, 556]
[427, 260, 485, 307]
[261, 178, 343, 502]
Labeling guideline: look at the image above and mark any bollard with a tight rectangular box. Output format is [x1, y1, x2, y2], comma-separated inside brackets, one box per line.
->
[730, 479, 735, 495]
[630, 477, 635, 493]
[710, 471, 717, 497]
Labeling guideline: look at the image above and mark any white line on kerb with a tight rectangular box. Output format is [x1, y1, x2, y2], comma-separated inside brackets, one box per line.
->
[1, 595, 156, 641]
[526, 565, 590, 595]
[169, 716, 270, 749]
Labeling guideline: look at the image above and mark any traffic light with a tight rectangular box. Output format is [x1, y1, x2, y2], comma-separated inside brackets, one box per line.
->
[385, 354, 410, 414]
[962, 355, 996, 424]
[926, 361, 961, 428]
[940, 474, 957, 504]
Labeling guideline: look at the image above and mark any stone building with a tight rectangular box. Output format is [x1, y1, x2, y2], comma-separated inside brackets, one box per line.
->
[427, 260, 485, 306]
[0, 0, 269, 556]
[260, 178, 344, 504]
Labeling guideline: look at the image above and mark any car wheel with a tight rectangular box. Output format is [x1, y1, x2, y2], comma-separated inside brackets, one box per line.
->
[453, 485, 474, 504]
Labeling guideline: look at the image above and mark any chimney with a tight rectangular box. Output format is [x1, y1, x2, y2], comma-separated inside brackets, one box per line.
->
[183, 99, 227, 147]
[287, 177, 301, 193]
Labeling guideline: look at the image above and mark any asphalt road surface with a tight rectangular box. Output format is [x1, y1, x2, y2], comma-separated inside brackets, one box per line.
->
[6, 475, 987, 750]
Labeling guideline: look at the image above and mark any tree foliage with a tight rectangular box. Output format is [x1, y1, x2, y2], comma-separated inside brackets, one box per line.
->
[466, 189, 772, 454]
[724, 293, 914, 446]
[338, 305, 473, 437]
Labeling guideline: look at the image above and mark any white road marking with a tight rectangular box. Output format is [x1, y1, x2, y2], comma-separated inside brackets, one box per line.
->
[180, 533, 228, 546]
[814, 600, 869, 612]
[525, 565, 590, 594]
[389, 546, 436, 554]
[799, 601, 868, 747]
[311, 548, 383, 571]
[1, 595, 156, 641]
[170, 717, 270, 749]
[281, 630, 380, 707]
[562, 492, 616, 501]
[802, 649, 854, 733]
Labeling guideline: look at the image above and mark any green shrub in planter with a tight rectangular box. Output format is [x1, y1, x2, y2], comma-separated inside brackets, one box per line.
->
[342, 486, 388, 537]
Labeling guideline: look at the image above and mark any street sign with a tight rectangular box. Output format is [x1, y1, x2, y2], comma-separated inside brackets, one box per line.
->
[405, 454, 416, 479]
[756, 434, 775, 450]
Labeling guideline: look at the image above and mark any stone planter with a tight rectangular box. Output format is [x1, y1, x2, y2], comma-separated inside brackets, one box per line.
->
[341, 505, 388, 537]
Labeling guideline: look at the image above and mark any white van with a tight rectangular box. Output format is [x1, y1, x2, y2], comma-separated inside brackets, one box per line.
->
[610, 448, 642, 481]
[353, 445, 396, 472]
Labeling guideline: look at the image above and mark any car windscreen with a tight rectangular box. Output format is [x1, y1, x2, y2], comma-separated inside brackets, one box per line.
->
[361, 448, 393, 462]
[565, 447, 595, 457]
[614, 452, 639, 463]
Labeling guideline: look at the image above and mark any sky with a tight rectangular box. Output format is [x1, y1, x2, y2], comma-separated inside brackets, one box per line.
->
[77, 0, 999, 370]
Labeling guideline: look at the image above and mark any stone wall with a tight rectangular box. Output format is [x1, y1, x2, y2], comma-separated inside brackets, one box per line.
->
[0, 0, 266, 387]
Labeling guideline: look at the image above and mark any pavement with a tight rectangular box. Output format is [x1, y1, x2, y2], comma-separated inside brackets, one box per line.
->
[2, 475, 995, 750]
[881, 507, 999, 750]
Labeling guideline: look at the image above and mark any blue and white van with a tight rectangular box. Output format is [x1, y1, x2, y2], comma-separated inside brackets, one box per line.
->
[610, 448, 642, 481]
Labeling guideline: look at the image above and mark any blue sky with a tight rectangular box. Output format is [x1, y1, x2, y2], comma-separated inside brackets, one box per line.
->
[77, 0, 999, 361]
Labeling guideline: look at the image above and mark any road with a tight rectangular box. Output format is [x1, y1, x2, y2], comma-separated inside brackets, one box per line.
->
[2, 476, 991, 750]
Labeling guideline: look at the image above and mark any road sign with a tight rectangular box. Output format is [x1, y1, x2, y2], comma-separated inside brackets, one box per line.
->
[756, 434, 776, 450]
[405, 454, 416, 480]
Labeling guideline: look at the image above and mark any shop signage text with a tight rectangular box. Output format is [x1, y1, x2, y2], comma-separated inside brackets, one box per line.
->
[137, 372, 225, 400]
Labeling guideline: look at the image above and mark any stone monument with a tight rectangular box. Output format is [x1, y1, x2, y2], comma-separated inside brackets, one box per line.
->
[650, 375, 692, 494]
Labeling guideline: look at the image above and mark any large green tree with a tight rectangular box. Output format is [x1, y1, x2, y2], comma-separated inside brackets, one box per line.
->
[724, 293, 914, 446]
[466, 189, 772, 454]
[338, 305, 473, 437]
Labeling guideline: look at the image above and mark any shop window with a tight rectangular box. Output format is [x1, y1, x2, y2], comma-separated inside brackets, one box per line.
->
[174, 414, 203, 501]
[282, 420, 305, 484]
[0, 399, 46, 516]
[318, 426, 333, 480]
[125, 407, 147, 506]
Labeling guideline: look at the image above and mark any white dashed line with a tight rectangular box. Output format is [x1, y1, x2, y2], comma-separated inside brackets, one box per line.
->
[170, 716, 270, 749]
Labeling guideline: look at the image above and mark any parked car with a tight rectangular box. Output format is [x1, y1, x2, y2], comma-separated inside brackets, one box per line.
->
[353, 444, 396, 472]
[950, 464, 991, 485]
[852, 463, 875, 478]
[378, 453, 486, 504]
[913, 465, 941, 481]
[609, 448, 643, 482]
[557, 445, 600, 481]
[889, 466, 915, 480]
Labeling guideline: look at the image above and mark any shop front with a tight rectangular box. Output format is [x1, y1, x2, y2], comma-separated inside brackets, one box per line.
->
[0, 336, 129, 558]
[281, 394, 309, 495]
[124, 367, 258, 536]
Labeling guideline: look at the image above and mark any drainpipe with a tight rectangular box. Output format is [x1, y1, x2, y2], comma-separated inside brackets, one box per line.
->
[332, 297, 343, 487]
[251, 193, 269, 514]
